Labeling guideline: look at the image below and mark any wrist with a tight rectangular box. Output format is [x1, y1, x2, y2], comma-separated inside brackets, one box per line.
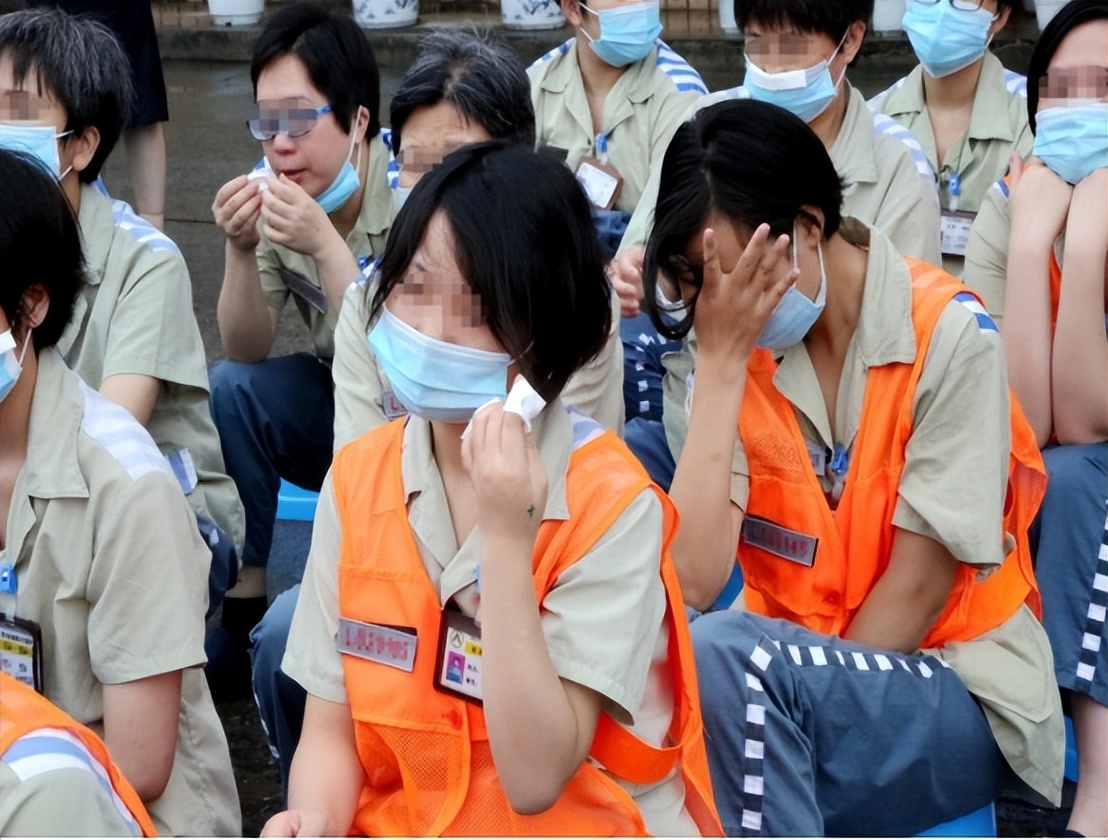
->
[695, 352, 750, 387]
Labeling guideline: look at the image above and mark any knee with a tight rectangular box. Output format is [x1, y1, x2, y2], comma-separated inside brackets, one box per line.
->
[250, 585, 299, 675]
[209, 359, 264, 421]
[691, 611, 769, 709]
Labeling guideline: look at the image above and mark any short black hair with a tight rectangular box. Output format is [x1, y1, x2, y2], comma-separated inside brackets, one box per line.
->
[0, 149, 84, 350]
[0, 7, 133, 183]
[389, 29, 536, 155]
[250, 2, 381, 139]
[735, 0, 874, 43]
[1027, 0, 1108, 133]
[369, 143, 611, 401]
[644, 99, 844, 340]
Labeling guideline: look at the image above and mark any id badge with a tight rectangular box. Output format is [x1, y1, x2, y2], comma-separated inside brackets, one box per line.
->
[740, 515, 818, 568]
[380, 389, 408, 420]
[278, 268, 328, 314]
[575, 158, 624, 211]
[1, 616, 44, 692]
[337, 618, 418, 673]
[940, 210, 976, 258]
[434, 609, 483, 704]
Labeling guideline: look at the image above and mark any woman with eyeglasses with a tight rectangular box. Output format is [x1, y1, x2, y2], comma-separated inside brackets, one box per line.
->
[260, 143, 720, 838]
[645, 98, 1063, 835]
[206, 2, 394, 699]
[965, 1, 1108, 834]
[872, 0, 1029, 278]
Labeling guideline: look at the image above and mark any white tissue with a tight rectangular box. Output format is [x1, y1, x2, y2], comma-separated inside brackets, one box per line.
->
[461, 377, 546, 440]
[247, 167, 273, 192]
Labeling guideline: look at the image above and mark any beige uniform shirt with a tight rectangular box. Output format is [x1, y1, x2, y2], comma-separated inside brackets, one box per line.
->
[704, 222, 1061, 804]
[284, 405, 698, 834]
[874, 54, 1032, 277]
[1, 351, 241, 836]
[0, 732, 143, 837]
[622, 83, 942, 264]
[331, 279, 626, 448]
[257, 133, 395, 361]
[530, 40, 703, 216]
[60, 184, 245, 555]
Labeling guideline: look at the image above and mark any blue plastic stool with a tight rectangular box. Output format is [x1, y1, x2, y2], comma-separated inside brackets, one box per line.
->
[277, 479, 319, 522]
[916, 803, 997, 837]
[1064, 715, 1079, 782]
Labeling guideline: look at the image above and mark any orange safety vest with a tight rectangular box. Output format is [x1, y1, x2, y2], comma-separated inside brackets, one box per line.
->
[737, 259, 1046, 649]
[0, 673, 157, 836]
[332, 417, 722, 837]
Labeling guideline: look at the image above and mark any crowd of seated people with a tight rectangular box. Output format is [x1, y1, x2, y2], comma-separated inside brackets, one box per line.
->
[0, 0, 1103, 837]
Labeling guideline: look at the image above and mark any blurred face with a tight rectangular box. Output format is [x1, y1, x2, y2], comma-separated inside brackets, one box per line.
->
[0, 52, 79, 177]
[564, 0, 650, 40]
[1038, 19, 1108, 109]
[743, 23, 856, 78]
[253, 53, 366, 197]
[396, 101, 492, 189]
[386, 210, 501, 352]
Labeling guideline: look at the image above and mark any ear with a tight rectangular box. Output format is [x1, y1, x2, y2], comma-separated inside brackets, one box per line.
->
[355, 105, 371, 142]
[990, 5, 1012, 34]
[65, 125, 101, 176]
[839, 19, 867, 65]
[562, 0, 585, 28]
[797, 206, 826, 243]
[20, 284, 50, 332]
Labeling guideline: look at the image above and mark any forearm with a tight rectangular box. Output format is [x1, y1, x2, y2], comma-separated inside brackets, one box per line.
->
[844, 529, 959, 653]
[479, 534, 598, 814]
[1002, 238, 1055, 446]
[668, 361, 747, 609]
[286, 695, 364, 835]
[1052, 206, 1108, 444]
[102, 671, 182, 802]
[217, 241, 276, 361]
[310, 233, 360, 318]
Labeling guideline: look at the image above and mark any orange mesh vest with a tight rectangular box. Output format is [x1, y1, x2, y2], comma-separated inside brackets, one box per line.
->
[0, 673, 157, 836]
[332, 417, 722, 837]
[737, 259, 1046, 648]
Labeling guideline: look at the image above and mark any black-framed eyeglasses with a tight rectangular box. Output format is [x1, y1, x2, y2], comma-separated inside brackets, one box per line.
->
[910, 0, 989, 11]
[246, 103, 332, 142]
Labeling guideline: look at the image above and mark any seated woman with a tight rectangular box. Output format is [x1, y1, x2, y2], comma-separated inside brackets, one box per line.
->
[0, 149, 239, 835]
[261, 143, 719, 837]
[644, 99, 1063, 836]
[872, 0, 1030, 277]
[964, 2, 1107, 834]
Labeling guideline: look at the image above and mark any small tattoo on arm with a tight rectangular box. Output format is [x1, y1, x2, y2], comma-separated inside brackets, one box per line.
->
[527, 504, 536, 518]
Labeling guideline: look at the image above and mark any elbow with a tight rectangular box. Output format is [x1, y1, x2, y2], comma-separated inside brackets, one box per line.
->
[1053, 417, 1108, 447]
[131, 761, 174, 803]
[502, 773, 568, 817]
[671, 542, 732, 612]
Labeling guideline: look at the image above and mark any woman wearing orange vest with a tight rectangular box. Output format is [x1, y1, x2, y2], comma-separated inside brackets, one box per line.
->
[641, 99, 1064, 836]
[964, 3, 1108, 835]
[262, 142, 720, 837]
[0, 673, 157, 837]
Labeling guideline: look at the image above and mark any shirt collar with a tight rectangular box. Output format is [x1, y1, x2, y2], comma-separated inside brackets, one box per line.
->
[21, 349, 90, 501]
[541, 39, 659, 106]
[353, 133, 396, 239]
[829, 84, 880, 187]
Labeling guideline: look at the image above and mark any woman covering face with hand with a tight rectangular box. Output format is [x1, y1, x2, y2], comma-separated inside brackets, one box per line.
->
[645, 98, 1063, 836]
[261, 143, 720, 838]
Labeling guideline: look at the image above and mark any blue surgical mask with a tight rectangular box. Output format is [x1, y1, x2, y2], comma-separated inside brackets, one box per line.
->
[579, 1, 663, 68]
[0, 123, 73, 179]
[902, 0, 995, 79]
[743, 36, 846, 123]
[0, 329, 30, 404]
[314, 109, 365, 214]
[1033, 103, 1108, 185]
[757, 227, 827, 351]
[367, 307, 512, 423]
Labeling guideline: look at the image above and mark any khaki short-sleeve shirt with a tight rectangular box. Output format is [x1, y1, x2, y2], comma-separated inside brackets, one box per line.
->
[60, 185, 245, 555]
[621, 84, 942, 263]
[331, 279, 626, 449]
[874, 54, 1032, 277]
[529, 40, 703, 216]
[256, 133, 395, 361]
[0, 759, 139, 837]
[1, 351, 240, 836]
[284, 405, 697, 834]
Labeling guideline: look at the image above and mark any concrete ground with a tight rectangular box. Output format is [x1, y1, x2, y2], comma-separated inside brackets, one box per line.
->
[96, 52, 1072, 836]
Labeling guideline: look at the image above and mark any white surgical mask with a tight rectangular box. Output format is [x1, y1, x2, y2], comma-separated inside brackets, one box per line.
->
[755, 225, 827, 351]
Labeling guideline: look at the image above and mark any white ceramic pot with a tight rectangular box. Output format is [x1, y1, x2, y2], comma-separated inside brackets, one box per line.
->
[1034, 0, 1066, 29]
[719, 0, 738, 35]
[352, 0, 419, 28]
[871, 0, 905, 33]
[501, 0, 564, 30]
[207, 0, 264, 26]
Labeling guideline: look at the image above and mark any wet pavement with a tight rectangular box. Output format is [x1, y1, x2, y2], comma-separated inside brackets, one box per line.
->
[97, 58, 1072, 836]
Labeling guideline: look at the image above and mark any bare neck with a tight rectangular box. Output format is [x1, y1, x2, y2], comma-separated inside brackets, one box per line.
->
[921, 57, 985, 110]
[808, 84, 851, 151]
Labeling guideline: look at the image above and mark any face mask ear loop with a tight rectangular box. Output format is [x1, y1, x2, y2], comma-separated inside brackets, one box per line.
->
[828, 31, 850, 89]
[16, 330, 32, 366]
